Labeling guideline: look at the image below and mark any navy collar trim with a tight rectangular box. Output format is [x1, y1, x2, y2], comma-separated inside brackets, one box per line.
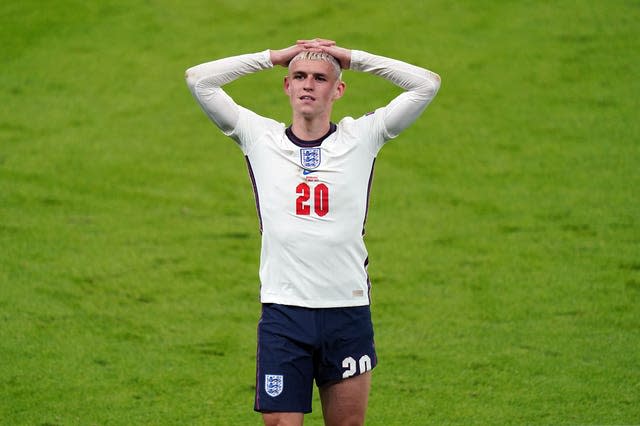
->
[285, 123, 337, 148]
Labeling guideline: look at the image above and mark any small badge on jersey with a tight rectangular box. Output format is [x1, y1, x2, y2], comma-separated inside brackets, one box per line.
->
[265, 374, 284, 397]
[300, 148, 321, 169]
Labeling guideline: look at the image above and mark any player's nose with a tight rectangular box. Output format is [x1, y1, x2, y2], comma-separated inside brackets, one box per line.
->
[303, 76, 315, 88]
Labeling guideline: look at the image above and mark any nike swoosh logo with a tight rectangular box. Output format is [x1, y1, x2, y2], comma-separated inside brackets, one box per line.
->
[302, 169, 317, 175]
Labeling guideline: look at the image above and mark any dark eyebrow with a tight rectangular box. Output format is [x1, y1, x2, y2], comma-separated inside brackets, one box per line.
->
[292, 70, 329, 78]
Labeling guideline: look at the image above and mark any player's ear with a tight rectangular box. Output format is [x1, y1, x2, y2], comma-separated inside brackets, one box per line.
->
[283, 76, 291, 95]
[332, 81, 346, 101]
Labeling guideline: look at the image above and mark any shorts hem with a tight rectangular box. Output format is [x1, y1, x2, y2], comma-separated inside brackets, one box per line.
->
[254, 407, 312, 415]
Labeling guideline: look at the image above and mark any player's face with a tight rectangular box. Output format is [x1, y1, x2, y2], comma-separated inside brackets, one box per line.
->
[284, 59, 345, 120]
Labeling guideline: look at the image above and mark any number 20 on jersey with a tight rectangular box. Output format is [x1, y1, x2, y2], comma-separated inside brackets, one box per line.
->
[296, 183, 329, 217]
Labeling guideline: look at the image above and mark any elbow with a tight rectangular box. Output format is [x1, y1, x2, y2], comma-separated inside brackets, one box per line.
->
[428, 71, 441, 94]
[412, 69, 441, 99]
[415, 72, 441, 100]
[184, 67, 199, 90]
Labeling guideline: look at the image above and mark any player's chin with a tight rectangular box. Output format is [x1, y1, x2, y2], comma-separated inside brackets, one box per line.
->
[295, 106, 317, 117]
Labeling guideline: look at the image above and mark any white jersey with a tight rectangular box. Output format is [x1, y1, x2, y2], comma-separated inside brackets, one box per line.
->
[186, 49, 440, 308]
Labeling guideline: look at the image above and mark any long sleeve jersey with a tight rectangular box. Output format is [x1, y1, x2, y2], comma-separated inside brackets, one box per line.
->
[186, 49, 440, 308]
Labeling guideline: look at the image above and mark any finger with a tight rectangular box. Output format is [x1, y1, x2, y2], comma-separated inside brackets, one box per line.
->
[317, 45, 339, 56]
[313, 38, 336, 45]
[298, 43, 322, 51]
[297, 39, 336, 46]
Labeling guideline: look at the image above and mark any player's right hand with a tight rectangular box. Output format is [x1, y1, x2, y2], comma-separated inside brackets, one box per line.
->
[270, 44, 305, 67]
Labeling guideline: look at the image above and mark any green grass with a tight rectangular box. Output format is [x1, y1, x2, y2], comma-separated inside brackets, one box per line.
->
[1, 0, 639, 424]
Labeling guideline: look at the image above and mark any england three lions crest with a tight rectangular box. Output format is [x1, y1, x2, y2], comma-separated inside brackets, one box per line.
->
[300, 148, 321, 169]
[265, 374, 283, 397]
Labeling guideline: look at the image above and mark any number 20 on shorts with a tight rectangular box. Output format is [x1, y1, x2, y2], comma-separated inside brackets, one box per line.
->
[342, 355, 372, 378]
[296, 182, 329, 216]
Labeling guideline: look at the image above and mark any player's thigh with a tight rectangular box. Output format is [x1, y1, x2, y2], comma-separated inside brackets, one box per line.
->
[319, 371, 371, 426]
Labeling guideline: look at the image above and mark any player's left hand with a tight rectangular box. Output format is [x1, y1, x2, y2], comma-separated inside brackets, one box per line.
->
[318, 44, 351, 69]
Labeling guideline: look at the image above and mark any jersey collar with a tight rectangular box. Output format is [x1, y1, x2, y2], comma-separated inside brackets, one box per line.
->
[285, 123, 337, 148]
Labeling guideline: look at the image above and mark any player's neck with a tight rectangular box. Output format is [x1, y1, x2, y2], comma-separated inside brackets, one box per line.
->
[291, 116, 332, 141]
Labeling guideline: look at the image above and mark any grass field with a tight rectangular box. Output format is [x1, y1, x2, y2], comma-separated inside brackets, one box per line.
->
[1, 0, 639, 424]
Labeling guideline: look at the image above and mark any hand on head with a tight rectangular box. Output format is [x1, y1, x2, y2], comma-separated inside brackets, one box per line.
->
[298, 38, 351, 70]
[271, 38, 351, 70]
[296, 38, 337, 50]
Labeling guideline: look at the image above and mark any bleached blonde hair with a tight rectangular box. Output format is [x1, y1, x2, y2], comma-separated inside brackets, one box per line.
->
[289, 51, 343, 80]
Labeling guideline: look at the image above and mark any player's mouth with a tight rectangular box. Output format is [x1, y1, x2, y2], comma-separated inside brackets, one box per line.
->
[299, 95, 315, 102]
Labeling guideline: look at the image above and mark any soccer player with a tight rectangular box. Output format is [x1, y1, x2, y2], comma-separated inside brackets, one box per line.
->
[185, 38, 440, 426]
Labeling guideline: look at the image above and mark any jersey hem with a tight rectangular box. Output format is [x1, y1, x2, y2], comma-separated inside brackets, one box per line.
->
[260, 296, 370, 309]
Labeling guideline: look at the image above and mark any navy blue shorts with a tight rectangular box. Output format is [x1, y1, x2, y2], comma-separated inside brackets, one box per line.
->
[254, 303, 377, 413]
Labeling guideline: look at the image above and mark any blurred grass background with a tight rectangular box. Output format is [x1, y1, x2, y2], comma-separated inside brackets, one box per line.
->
[1, 0, 639, 424]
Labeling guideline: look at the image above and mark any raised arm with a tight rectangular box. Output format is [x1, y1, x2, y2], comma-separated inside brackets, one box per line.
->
[185, 51, 273, 133]
[185, 40, 336, 134]
[319, 44, 441, 138]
